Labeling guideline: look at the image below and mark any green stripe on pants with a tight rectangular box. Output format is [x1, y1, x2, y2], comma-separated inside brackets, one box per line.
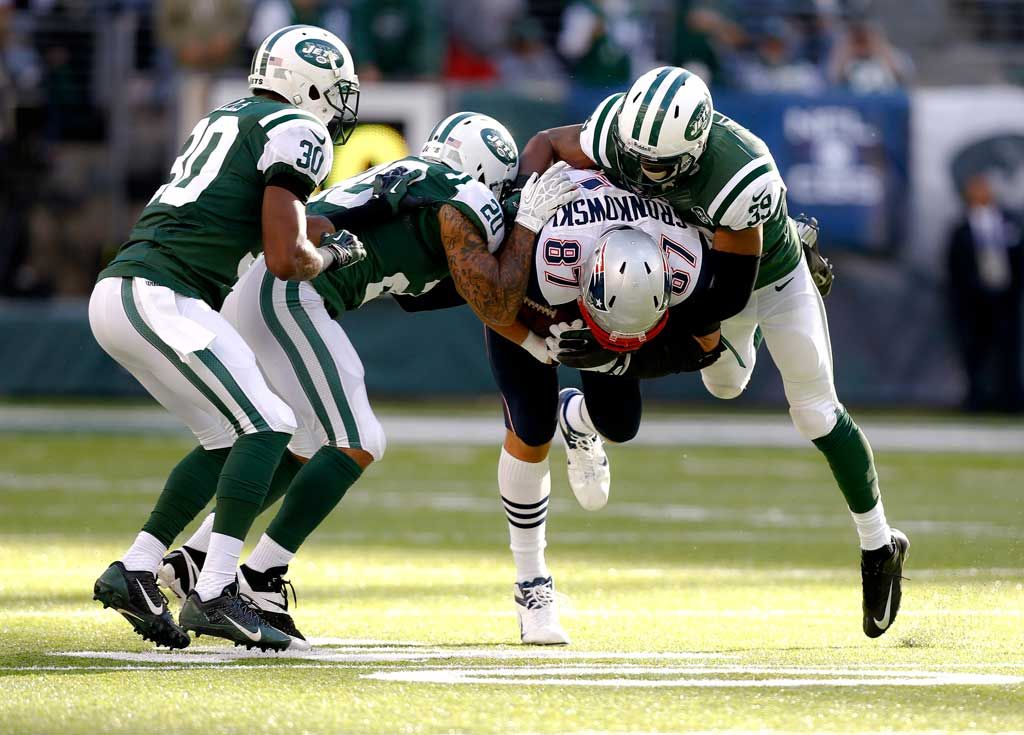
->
[119, 279, 243, 437]
[285, 282, 362, 449]
[259, 271, 339, 443]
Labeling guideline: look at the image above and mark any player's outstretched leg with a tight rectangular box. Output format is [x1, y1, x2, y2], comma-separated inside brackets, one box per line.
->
[236, 445, 371, 649]
[760, 260, 910, 637]
[556, 387, 610, 510]
[93, 561, 190, 649]
[159, 453, 304, 600]
[499, 445, 569, 645]
[811, 411, 910, 637]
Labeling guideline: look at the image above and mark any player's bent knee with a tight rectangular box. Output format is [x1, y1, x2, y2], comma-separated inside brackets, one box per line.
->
[339, 446, 375, 470]
[357, 418, 387, 462]
[703, 380, 745, 400]
[789, 399, 841, 441]
[593, 416, 640, 444]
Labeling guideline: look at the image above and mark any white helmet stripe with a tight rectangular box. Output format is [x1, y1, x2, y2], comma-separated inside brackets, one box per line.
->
[628, 67, 673, 144]
[645, 68, 692, 148]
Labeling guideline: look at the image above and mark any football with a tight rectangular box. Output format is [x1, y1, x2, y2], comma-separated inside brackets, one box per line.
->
[517, 296, 581, 337]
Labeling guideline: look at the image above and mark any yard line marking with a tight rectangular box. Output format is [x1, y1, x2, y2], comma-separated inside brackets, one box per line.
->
[5, 406, 1024, 453]
[364, 666, 1024, 688]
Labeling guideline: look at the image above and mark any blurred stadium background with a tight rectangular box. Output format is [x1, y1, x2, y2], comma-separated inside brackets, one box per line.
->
[0, 0, 1022, 412]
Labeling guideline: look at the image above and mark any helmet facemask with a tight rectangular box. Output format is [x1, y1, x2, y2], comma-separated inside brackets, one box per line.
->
[610, 123, 699, 197]
[322, 80, 359, 144]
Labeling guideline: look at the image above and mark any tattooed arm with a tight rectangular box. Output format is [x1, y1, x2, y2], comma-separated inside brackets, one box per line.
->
[438, 204, 533, 327]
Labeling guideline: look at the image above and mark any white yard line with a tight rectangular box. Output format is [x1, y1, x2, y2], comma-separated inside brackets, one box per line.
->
[2, 406, 1023, 453]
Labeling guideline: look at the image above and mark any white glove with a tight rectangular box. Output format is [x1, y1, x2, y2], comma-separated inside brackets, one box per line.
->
[544, 320, 584, 363]
[515, 161, 580, 233]
[519, 331, 553, 364]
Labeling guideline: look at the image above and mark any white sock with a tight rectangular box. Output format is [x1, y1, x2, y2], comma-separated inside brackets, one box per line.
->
[851, 500, 892, 551]
[121, 531, 168, 574]
[193, 532, 243, 601]
[565, 393, 597, 435]
[183, 513, 215, 553]
[498, 448, 550, 583]
[245, 533, 295, 573]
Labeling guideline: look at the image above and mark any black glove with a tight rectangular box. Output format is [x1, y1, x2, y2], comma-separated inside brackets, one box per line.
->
[318, 229, 367, 273]
[547, 326, 631, 375]
[372, 166, 428, 214]
[796, 214, 833, 297]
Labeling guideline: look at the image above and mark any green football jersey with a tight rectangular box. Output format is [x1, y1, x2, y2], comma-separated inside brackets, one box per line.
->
[100, 96, 333, 308]
[580, 93, 802, 289]
[307, 156, 505, 316]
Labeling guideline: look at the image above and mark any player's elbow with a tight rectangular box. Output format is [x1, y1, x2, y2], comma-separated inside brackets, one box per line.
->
[265, 246, 301, 281]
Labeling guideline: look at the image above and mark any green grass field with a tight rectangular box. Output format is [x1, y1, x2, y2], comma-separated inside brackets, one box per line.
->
[1, 425, 1022, 734]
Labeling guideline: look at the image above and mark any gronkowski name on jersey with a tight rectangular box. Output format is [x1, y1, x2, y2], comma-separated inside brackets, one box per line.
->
[524, 168, 710, 321]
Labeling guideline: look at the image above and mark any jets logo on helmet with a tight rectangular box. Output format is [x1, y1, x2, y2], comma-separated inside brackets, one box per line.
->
[578, 226, 672, 352]
[295, 40, 343, 69]
[249, 25, 360, 144]
[611, 66, 714, 196]
[421, 112, 520, 200]
[686, 95, 712, 141]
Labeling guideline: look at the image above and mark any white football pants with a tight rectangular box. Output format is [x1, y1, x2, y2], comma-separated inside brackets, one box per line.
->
[700, 258, 843, 441]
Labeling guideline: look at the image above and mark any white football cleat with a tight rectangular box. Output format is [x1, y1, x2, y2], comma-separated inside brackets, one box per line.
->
[557, 387, 610, 510]
[514, 576, 570, 645]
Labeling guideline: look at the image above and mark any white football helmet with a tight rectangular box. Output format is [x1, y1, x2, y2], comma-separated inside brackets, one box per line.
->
[579, 226, 672, 352]
[248, 25, 360, 143]
[420, 112, 520, 200]
[612, 66, 713, 195]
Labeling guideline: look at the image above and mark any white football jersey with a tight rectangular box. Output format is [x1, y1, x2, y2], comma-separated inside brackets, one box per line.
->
[532, 169, 709, 309]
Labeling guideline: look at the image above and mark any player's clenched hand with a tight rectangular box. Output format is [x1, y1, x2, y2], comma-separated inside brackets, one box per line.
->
[318, 230, 367, 273]
[546, 321, 631, 375]
[372, 165, 428, 213]
[515, 161, 580, 233]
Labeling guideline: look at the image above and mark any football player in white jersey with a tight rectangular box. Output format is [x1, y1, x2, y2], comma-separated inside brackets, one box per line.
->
[483, 168, 721, 643]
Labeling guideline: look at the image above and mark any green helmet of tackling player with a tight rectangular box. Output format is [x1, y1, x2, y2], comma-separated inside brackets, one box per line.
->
[421, 112, 520, 201]
[611, 66, 713, 196]
[248, 25, 360, 144]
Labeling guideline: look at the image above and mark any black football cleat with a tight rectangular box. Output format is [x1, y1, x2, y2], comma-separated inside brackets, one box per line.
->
[157, 545, 206, 601]
[861, 529, 910, 638]
[93, 561, 190, 649]
[178, 581, 292, 652]
[238, 564, 310, 650]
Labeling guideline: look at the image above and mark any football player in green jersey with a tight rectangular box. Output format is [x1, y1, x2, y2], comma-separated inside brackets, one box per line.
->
[525, 66, 909, 639]
[89, 25, 366, 651]
[154, 113, 580, 644]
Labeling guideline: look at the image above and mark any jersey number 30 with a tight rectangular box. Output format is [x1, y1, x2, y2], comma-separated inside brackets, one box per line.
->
[150, 116, 240, 208]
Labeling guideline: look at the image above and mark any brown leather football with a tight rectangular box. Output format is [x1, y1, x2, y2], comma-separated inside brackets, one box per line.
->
[517, 297, 581, 337]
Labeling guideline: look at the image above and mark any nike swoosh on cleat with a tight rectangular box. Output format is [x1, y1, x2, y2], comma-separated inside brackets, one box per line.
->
[226, 616, 262, 642]
[774, 277, 795, 292]
[136, 581, 164, 615]
[872, 580, 894, 629]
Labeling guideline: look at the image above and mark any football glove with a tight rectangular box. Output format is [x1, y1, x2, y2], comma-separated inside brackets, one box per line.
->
[515, 161, 580, 233]
[796, 214, 833, 297]
[546, 322, 631, 375]
[318, 230, 367, 273]
[372, 166, 428, 214]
